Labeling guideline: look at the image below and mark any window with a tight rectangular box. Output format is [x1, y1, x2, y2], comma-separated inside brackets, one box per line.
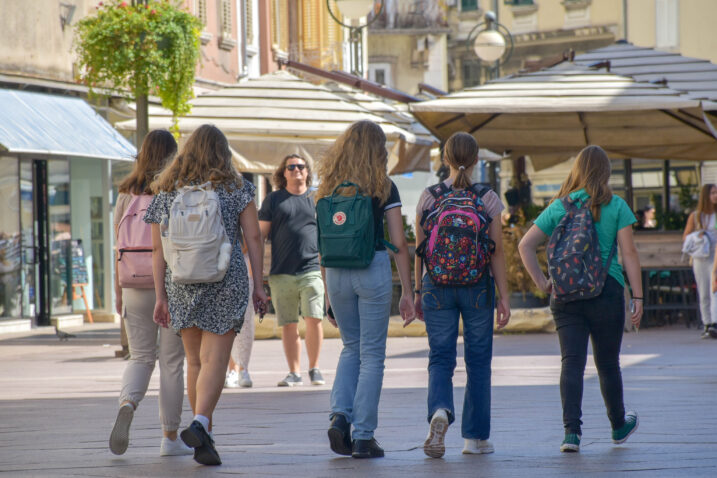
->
[461, 0, 478, 11]
[221, 0, 232, 38]
[655, 0, 679, 50]
[375, 69, 386, 85]
[245, 0, 254, 45]
[369, 63, 393, 87]
[505, 0, 534, 5]
[462, 59, 482, 88]
[195, 0, 207, 27]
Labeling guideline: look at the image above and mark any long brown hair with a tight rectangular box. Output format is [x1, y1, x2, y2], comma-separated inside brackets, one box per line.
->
[695, 184, 717, 229]
[151, 124, 243, 193]
[119, 130, 177, 195]
[316, 120, 390, 203]
[553, 145, 613, 221]
[272, 154, 313, 189]
[444, 132, 479, 189]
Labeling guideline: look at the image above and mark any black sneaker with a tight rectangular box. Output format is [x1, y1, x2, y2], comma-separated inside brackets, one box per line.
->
[309, 368, 326, 385]
[180, 420, 221, 466]
[328, 414, 352, 456]
[708, 325, 717, 339]
[277, 372, 303, 387]
[352, 438, 384, 459]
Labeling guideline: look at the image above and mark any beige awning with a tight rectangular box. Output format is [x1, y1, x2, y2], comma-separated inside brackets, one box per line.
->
[116, 71, 433, 175]
[410, 63, 717, 170]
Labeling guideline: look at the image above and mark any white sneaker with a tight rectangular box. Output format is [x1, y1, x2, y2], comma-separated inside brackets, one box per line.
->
[239, 369, 253, 388]
[462, 439, 494, 454]
[424, 408, 449, 458]
[224, 370, 239, 388]
[109, 403, 134, 455]
[160, 436, 193, 456]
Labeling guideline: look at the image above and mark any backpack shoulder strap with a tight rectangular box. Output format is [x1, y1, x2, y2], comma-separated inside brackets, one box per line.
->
[427, 182, 450, 199]
[469, 183, 491, 199]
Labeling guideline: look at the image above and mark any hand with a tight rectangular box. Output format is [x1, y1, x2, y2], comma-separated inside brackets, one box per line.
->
[115, 288, 123, 316]
[252, 287, 269, 319]
[539, 276, 553, 295]
[326, 305, 337, 328]
[495, 296, 511, 330]
[153, 298, 170, 328]
[631, 299, 643, 328]
[399, 293, 416, 327]
[713, 277, 717, 294]
[413, 294, 424, 322]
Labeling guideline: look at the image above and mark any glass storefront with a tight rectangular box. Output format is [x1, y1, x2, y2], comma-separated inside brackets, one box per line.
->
[48, 160, 72, 315]
[0, 157, 21, 319]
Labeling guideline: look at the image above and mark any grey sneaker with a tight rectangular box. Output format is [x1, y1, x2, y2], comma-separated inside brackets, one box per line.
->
[277, 372, 303, 387]
[309, 368, 326, 385]
[109, 403, 134, 455]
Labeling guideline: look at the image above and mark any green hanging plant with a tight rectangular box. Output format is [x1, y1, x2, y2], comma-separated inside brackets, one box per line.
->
[74, 0, 202, 134]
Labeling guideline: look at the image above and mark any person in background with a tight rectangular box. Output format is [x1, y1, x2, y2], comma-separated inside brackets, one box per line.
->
[519, 145, 643, 453]
[109, 130, 191, 457]
[642, 204, 657, 229]
[684, 184, 717, 339]
[415, 132, 511, 458]
[145, 125, 268, 466]
[258, 155, 326, 388]
[225, 245, 256, 388]
[318, 120, 415, 459]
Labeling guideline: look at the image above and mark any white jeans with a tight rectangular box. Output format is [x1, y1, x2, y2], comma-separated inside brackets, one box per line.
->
[120, 288, 186, 432]
[692, 256, 717, 326]
[230, 278, 255, 369]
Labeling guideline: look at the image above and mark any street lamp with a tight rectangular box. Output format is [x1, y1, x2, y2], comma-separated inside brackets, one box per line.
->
[467, 11, 513, 82]
[327, 0, 384, 78]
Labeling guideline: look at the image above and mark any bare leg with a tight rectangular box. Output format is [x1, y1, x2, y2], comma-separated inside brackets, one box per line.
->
[195, 329, 235, 419]
[181, 327, 202, 417]
[304, 317, 323, 369]
[281, 323, 301, 373]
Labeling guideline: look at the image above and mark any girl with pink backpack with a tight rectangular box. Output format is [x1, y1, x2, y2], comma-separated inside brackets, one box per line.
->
[415, 132, 511, 458]
[110, 130, 192, 457]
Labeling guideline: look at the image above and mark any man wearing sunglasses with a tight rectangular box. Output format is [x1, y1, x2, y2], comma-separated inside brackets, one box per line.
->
[259, 154, 326, 387]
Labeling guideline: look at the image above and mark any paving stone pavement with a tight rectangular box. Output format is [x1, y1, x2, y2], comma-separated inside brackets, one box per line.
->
[0, 323, 716, 477]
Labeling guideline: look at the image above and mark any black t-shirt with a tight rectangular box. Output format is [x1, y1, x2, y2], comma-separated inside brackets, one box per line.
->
[258, 189, 320, 275]
[373, 180, 402, 251]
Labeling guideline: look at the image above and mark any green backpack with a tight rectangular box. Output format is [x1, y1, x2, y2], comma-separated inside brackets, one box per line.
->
[316, 182, 396, 269]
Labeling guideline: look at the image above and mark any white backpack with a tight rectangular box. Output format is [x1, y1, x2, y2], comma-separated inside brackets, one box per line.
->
[161, 183, 232, 284]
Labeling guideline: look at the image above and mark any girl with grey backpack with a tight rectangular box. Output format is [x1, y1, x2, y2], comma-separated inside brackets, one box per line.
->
[144, 125, 268, 466]
[519, 145, 643, 453]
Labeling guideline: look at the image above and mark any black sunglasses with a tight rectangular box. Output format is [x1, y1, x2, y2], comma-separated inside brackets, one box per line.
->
[286, 164, 306, 171]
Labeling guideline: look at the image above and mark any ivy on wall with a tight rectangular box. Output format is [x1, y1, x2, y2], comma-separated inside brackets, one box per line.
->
[74, 0, 202, 133]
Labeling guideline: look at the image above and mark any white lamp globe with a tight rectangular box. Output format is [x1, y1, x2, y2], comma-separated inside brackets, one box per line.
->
[473, 30, 506, 62]
[336, 0, 374, 20]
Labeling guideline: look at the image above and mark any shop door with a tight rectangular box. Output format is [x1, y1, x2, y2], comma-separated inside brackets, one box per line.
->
[20, 159, 71, 325]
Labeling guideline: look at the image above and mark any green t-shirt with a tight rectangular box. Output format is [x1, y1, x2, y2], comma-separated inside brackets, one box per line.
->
[533, 189, 636, 286]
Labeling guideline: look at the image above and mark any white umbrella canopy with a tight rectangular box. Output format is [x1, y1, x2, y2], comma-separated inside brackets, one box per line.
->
[410, 63, 717, 170]
[115, 70, 431, 175]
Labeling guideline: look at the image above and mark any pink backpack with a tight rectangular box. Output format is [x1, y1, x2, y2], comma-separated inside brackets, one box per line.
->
[116, 195, 154, 288]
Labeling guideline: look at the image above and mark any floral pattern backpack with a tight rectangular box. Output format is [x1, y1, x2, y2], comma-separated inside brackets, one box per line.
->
[417, 183, 495, 286]
[547, 197, 617, 303]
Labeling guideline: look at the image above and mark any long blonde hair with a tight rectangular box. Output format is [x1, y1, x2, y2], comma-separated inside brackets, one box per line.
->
[553, 145, 613, 221]
[444, 132, 478, 189]
[695, 184, 717, 229]
[151, 124, 243, 193]
[316, 120, 390, 203]
[119, 130, 177, 195]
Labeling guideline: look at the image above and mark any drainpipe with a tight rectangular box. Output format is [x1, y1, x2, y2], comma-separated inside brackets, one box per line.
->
[623, 0, 628, 40]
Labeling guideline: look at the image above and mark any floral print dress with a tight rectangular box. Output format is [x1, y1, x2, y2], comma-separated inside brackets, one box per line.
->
[143, 181, 256, 334]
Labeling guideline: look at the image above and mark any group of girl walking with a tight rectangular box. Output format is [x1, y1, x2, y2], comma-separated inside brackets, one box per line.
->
[109, 120, 643, 466]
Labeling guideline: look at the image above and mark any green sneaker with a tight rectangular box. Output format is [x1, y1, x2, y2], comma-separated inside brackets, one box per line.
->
[560, 433, 581, 452]
[612, 411, 639, 444]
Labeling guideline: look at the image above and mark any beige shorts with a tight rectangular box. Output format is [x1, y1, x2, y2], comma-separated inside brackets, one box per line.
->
[268, 271, 325, 326]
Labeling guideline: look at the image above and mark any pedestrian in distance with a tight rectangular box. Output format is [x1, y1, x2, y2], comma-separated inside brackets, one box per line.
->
[414, 132, 511, 458]
[317, 120, 415, 459]
[518, 145, 643, 453]
[225, 247, 256, 388]
[258, 154, 327, 387]
[682, 184, 717, 338]
[109, 129, 192, 457]
[144, 124, 268, 466]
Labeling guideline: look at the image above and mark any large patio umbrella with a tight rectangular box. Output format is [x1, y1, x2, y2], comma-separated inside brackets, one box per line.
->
[116, 70, 433, 175]
[410, 63, 717, 171]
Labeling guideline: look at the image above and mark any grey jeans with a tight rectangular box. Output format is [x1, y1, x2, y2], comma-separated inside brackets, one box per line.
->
[120, 288, 186, 432]
[692, 256, 717, 326]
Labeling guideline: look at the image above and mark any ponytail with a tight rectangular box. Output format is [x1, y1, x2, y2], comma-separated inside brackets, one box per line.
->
[444, 132, 478, 189]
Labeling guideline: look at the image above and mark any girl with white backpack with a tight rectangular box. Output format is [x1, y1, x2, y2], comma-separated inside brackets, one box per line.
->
[144, 125, 268, 466]
[683, 184, 717, 338]
[109, 130, 192, 457]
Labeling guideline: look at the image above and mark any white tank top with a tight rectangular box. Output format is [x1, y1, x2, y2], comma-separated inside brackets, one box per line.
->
[698, 213, 717, 245]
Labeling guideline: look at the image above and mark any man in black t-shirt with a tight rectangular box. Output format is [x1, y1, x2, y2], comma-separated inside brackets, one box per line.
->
[259, 155, 325, 387]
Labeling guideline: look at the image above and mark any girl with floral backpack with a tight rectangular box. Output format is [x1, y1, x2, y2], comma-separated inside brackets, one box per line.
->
[415, 132, 511, 458]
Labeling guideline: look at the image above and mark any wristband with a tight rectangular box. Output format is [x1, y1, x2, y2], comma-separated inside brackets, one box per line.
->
[632, 297, 643, 300]
[414, 289, 421, 295]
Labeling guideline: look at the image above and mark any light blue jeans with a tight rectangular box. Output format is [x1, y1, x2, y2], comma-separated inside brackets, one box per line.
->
[326, 251, 392, 440]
